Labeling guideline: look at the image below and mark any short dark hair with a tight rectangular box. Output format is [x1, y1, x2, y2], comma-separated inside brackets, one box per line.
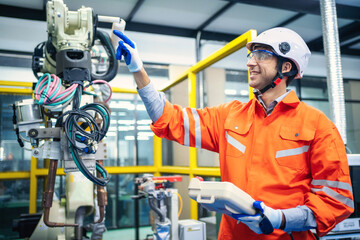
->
[285, 59, 298, 86]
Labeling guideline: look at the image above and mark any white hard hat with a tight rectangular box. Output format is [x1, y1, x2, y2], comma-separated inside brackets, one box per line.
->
[246, 27, 311, 79]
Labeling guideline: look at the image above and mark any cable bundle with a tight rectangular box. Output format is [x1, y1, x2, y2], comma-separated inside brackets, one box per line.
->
[57, 102, 111, 186]
[84, 80, 112, 103]
[34, 73, 78, 110]
[34, 73, 114, 186]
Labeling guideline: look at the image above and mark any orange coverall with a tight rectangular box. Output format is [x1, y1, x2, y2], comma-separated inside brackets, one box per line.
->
[151, 91, 354, 239]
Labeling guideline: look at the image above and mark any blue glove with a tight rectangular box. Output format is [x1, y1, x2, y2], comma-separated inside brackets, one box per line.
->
[236, 201, 283, 234]
[113, 30, 143, 72]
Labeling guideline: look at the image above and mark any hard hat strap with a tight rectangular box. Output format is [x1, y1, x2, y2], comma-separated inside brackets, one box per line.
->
[254, 57, 284, 97]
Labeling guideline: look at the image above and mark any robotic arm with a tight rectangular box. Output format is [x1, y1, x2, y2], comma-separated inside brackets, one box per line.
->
[12, 1, 125, 239]
[32, 0, 123, 82]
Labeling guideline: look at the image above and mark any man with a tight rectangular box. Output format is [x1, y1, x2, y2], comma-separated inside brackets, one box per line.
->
[113, 27, 354, 239]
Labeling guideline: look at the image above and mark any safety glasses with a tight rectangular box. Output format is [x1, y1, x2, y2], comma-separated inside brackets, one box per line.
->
[247, 49, 278, 62]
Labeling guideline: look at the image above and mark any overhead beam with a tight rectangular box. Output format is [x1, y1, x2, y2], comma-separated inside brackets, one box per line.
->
[0, 4, 238, 42]
[1, 3, 359, 56]
[307, 21, 360, 51]
[126, 0, 145, 22]
[275, 13, 306, 28]
[0, 4, 45, 21]
[196, 2, 235, 31]
[98, 21, 238, 42]
[341, 48, 360, 56]
[222, 0, 360, 21]
[341, 37, 360, 49]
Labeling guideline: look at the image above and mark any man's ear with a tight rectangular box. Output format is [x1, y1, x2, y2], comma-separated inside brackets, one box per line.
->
[282, 61, 292, 74]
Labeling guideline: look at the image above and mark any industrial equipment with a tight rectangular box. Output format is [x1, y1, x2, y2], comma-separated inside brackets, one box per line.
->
[11, 0, 125, 239]
[133, 175, 193, 240]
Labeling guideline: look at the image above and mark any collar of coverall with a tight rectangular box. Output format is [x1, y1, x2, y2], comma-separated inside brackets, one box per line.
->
[254, 90, 300, 109]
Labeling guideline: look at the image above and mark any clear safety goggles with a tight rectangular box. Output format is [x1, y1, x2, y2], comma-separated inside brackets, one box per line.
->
[247, 49, 278, 62]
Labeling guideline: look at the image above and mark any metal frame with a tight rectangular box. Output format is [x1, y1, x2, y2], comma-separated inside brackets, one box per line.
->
[1, 2, 360, 56]
[223, 0, 360, 21]
[0, 29, 256, 220]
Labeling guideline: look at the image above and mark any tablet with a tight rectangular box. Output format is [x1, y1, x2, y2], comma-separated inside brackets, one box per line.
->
[188, 178, 256, 216]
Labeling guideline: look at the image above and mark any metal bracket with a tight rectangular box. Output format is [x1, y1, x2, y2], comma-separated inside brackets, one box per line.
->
[28, 127, 62, 139]
[32, 141, 62, 160]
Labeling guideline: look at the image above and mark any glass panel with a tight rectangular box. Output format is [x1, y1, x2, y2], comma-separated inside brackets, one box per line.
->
[300, 76, 328, 99]
[345, 102, 360, 154]
[225, 70, 249, 103]
[344, 80, 360, 101]
[108, 94, 137, 166]
[0, 179, 30, 239]
[162, 138, 173, 166]
[106, 174, 150, 229]
[197, 149, 219, 168]
[136, 97, 154, 166]
[162, 91, 174, 166]
[0, 94, 32, 171]
[107, 94, 153, 166]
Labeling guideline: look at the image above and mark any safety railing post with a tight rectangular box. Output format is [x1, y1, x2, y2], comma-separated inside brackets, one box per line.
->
[188, 71, 199, 220]
[29, 156, 38, 214]
[153, 135, 162, 177]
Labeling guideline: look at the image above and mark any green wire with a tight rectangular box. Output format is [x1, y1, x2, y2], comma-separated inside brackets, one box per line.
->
[83, 91, 97, 97]
[47, 77, 62, 101]
[69, 118, 108, 184]
[70, 145, 87, 177]
[40, 73, 52, 104]
[35, 73, 51, 104]
[96, 164, 107, 178]
[47, 89, 76, 106]
[35, 74, 76, 106]
[82, 104, 110, 124]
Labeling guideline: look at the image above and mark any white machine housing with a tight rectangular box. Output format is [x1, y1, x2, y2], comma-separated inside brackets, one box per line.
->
[188, 178, 256, 216]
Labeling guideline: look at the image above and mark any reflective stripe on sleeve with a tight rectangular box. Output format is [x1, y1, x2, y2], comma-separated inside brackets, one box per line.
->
[191, 108, 201, 149]
[182, 108, 190, 146]
[225, 131, 246, 154]
[311, 179, 353, 194]
[311, 187, 354, 209]
[275, 146, 309, 158]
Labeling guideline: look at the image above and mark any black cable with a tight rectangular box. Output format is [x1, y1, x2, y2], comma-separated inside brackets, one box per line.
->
[55, 100, 111, 186]
[80, 103, 110, 140]
[289, 232, 294, 240]
[12, 104, 24, 148]
[73, 85, 83, 110]
[148, 196, 165, 223]
[32, 41, 46, 80]
[70, 141, 109, 186]
[91, 29, 118, 82]
[63, 110, 98, 151]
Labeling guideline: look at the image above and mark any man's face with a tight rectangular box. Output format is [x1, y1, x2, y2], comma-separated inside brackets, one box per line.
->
[247, 45, 278, 90]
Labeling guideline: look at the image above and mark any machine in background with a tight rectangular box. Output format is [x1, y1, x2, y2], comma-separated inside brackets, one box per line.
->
[12, 0, 125, 239]
[134, 175, 206, 240]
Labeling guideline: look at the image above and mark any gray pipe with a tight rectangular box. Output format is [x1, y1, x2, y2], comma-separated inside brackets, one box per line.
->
[320, 0, 347, 144]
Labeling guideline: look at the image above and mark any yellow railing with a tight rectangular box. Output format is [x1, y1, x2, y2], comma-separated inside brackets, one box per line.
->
[0, 80, 34, 94]
[0, 29, 256, 218]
